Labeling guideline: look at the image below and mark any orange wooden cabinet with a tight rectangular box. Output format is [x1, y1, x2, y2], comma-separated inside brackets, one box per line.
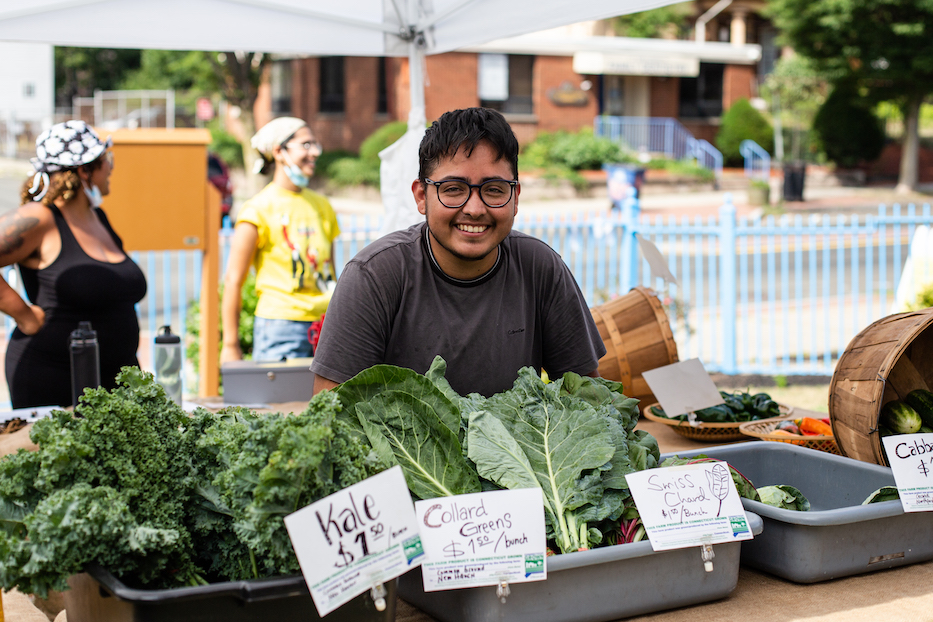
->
[93, 128, 221, 396]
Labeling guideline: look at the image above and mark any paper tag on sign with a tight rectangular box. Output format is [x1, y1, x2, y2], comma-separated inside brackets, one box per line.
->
[642, 358, 724, 418]
[284, 466, 424, 616]
[626, 462, 754, 551]
[415, 488, 547, 591]
[882, 434, 933, 512]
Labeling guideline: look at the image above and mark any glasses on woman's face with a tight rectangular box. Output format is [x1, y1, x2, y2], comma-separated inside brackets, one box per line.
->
[423, 178, 518, 209]
[285, 140, 323, 156]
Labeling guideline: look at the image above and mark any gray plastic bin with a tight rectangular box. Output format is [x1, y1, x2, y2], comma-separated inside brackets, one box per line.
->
[667, 442, 933, 583]
[398, 513, 762, 622]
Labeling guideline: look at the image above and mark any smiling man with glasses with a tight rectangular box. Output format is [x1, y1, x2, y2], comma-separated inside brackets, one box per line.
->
[311, 107, 605, 397]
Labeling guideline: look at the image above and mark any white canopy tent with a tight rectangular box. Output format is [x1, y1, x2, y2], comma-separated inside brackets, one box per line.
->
[1, 0, 682, 230]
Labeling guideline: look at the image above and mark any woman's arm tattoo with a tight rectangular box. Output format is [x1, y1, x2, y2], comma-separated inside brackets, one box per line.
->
[0, 212, 40, 256]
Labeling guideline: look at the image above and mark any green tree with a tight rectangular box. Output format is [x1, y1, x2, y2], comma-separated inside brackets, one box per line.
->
[611, 2, 692, 38]
[766, 0, 933, 192]
[54, 47, 141, 107]
[120, 49, 267, 181]
[812, 83, 885, 168]
[760, 55, 828, 162]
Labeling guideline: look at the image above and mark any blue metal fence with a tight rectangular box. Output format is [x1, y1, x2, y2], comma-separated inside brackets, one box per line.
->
[5, 199, 933, 404]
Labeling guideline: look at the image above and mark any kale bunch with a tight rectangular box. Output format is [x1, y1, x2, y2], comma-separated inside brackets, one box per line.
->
[190, 393, 383, 581]
[0, 368, 202, 596]
[0, 368, 383, 597]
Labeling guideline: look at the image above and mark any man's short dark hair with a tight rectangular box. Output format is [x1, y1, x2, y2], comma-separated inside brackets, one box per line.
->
[418, 107, 519, 181]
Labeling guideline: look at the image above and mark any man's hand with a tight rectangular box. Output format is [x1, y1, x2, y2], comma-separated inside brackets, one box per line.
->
[16, 305, 44, 335]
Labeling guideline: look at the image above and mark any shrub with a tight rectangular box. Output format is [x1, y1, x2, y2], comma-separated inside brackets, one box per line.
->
[208, 120, 244, 169]
[186, 272, 258, 378]
[715, 98, 774, 167]
[521, 128, 628, 171]
[359, 121, 407, 162]
[812, 85, 885, 169]
[326, 157, 381, 187]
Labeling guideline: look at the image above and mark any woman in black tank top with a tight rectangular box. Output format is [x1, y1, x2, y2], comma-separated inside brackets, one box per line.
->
[0, 121, 147, 408]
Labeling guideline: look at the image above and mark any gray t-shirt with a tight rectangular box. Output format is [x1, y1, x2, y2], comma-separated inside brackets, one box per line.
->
[311, 223, 606, 397]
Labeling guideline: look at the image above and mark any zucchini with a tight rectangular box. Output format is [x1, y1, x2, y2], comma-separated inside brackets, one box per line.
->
[905, 389, 933, 429]
[880, 400, 922, 435]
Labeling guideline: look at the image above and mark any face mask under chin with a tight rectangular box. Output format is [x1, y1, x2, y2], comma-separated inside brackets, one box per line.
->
[282, 152, 310, 188]
[82, 182, 103, 207]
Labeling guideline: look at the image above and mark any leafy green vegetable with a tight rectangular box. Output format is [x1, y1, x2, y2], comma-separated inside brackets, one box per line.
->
[0, 368, 382, 596]
[862, 486, 900, 505]
[335, 358, 659, 555]
[652, 390, 781, 422]
[757, 485, 811, 511]
[467, 371, 618, 553]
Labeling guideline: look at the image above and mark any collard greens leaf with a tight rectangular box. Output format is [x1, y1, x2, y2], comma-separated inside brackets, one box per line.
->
[467, 369, 616, 553]
[336, 362, 461, 441]
[355, 392, 480, 499]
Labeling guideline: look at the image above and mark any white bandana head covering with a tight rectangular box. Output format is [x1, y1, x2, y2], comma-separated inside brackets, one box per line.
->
[250, 117, 307, 158]
[31, 120, 111, 174]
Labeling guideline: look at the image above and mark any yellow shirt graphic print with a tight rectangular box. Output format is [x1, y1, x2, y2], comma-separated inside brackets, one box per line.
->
[236, 183, 340, 322]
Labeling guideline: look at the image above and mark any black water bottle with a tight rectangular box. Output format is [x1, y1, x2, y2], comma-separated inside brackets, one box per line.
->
[70, 321, 101, 407]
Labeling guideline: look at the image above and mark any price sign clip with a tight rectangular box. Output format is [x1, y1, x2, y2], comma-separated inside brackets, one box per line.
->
[370, 581, 387, 612]
[701, 542, 715, 573]
[496, 580, 511, 604]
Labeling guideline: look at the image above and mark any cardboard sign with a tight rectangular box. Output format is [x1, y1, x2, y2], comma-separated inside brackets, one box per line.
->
[415, 488, 547, 591]
[626, 462, 754, 551]
[284, 466, 424, 616]
[642, 359, 724, 418]
[882, 434, 933, 512]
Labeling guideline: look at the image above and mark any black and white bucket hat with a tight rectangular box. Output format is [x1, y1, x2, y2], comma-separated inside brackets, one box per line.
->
[28, 120, 111, 201]
[31, 120, 111, 174]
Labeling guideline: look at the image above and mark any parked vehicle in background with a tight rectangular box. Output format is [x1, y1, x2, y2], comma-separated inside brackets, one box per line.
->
[207, 152, 233, 221]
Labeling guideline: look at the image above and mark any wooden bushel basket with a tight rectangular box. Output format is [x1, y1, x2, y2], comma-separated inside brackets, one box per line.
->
[590, 286, 679, 407]
[829, 308, 933, 465]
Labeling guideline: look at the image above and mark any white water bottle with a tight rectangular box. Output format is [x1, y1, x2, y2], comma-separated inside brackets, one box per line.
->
[154, 325, 183, 404]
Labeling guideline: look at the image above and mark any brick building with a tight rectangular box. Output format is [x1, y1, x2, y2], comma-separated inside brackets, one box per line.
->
[256, 1, 774, 152]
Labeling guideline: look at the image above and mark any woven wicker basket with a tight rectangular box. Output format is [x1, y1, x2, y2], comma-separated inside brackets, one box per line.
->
[738, 417, 841, 455]
[642, 403, 793, 442]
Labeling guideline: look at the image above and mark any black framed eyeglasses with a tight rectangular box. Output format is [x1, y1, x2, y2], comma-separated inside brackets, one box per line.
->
[423, 178, 517, 208]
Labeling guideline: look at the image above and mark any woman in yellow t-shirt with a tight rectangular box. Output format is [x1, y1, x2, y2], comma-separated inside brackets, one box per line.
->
[220, 117, 340, 363]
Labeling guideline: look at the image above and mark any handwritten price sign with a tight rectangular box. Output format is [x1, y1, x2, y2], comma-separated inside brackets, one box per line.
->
[882, 434, 933, 512]
[626, 461, 753, 551]
[415, 488, 547, 591]
[284, 466, 424, 616]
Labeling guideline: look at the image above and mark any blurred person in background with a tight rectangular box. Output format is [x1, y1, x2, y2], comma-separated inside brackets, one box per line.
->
[0, 121, 147, 408]
[220, 117, 339, 364]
